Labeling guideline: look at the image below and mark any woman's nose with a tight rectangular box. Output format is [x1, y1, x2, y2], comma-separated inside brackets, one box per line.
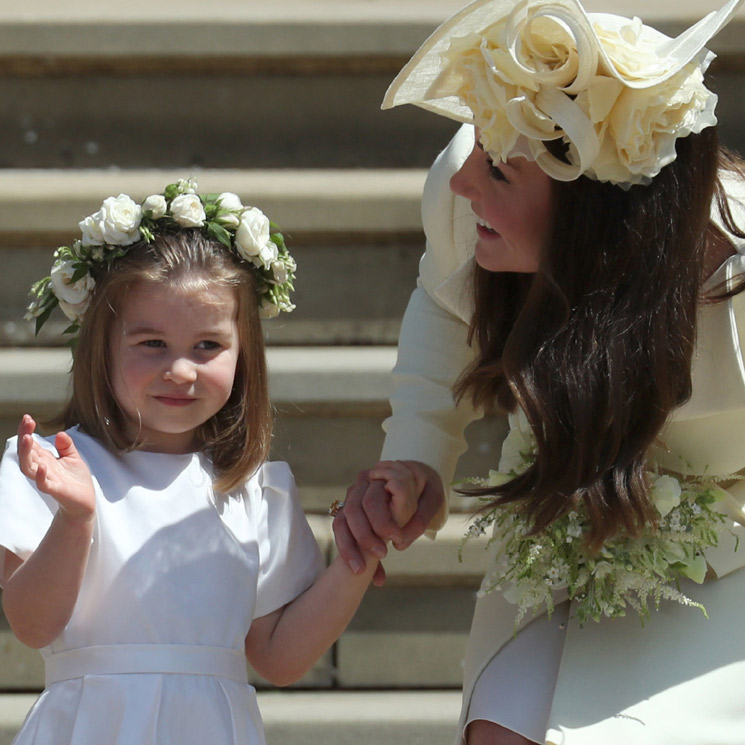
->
[163, 357, 197, 383]
[449, 146, 480, 200]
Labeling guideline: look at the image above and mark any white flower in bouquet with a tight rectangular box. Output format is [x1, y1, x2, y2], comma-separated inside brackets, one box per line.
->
[462, 421, 731, 627]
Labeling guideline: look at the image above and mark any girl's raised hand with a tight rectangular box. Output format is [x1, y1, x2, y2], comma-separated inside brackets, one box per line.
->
[17, 415, 95, 521]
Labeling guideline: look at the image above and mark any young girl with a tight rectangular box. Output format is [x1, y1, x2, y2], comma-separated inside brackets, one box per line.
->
[0, 180, 415, 745]
[334, 0, 745, 743]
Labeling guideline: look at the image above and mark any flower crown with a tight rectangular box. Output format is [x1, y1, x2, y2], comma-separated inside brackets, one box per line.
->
[383, 0, 744, 186]
[26, 179, 296, 337]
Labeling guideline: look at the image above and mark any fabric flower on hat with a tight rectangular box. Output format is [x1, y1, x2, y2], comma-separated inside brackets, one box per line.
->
[383, 0, 743, 187]
[432, 3, 717, 185]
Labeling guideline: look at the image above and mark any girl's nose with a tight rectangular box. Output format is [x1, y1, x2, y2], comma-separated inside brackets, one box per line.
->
[449, 145, 481, 200]
[163, 357, 197, 383]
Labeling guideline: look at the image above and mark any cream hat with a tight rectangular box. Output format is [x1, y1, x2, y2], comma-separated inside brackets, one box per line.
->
[382, 0, 744, 186]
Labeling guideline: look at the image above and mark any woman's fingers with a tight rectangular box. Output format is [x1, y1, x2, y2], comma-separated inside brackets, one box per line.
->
[332, 470, 387, 574]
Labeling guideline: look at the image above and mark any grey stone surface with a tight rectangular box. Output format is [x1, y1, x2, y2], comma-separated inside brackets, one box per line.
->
[0, 170, 425, 234]
[0, 0, 742, 58]
[339, 585, 478, 687]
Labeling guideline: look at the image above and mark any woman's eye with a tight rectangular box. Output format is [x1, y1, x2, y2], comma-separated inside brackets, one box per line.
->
[487, 158, 508, 183]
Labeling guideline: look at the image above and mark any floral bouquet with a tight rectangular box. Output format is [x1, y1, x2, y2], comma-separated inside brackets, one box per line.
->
[462, 416, 732, 627]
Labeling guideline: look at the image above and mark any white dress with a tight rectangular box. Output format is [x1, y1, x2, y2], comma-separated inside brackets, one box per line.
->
[0, 427, 323, 745]
[380, 125, 745, 745]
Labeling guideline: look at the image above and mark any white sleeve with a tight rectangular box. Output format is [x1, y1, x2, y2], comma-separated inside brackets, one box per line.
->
[0, 435, 59, 586]
[251, 461, 324, 619]
[381, 288, 480, 497]
[381, 125, 483, 532]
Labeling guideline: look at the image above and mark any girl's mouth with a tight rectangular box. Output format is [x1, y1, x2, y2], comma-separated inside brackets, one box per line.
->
[155, 396, 196, 407]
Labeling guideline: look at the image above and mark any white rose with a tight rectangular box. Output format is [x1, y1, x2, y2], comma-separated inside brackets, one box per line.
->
[79, 213, 106, 245]
[216, 192, 244, 228]
[50, 260, 95, 321]
[235, 207, 272, 261]
[142, 194, 167, 219]
[650, 474, 682, 518]
[170, 194, 206, 227]
[79, 194, 142, 246]
[254, 240, 278, 269]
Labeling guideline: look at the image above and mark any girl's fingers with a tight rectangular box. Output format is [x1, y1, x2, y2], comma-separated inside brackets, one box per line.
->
[54, 430, 77, 459]
[34, 462, 49, 490]
[332, 511, 368, 575]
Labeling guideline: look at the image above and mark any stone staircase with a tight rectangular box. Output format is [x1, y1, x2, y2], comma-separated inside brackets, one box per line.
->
[1, 1, 744, 743]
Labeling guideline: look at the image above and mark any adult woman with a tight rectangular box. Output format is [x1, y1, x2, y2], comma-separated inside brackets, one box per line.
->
[334, 0, 745, 743]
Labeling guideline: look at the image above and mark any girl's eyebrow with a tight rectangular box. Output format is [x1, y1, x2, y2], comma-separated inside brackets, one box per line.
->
[125, 323, 234, 338]
[123, 324, 165, 337]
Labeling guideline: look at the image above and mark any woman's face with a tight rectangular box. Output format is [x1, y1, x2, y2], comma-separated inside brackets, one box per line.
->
[450, 135, 554, 273]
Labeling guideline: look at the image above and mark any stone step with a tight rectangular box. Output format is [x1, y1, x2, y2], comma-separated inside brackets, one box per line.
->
[1, 0, 741, 62]
[0, 346, 508, 512]
[0, 169, 427, 346]
[0, 2, 743, 169]
[0, 515, 490, 692]
[1, 690, 463, 745]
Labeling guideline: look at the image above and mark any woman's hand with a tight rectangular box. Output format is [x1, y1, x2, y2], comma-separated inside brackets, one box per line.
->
[332, 460, 445, 585]
[17, 415, 95, 522]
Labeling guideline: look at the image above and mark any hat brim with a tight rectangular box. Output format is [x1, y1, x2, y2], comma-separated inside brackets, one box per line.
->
[382, 0, 743, 120]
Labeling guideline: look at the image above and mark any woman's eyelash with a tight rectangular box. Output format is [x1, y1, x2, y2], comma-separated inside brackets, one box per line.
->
[487, 159, 508, 182]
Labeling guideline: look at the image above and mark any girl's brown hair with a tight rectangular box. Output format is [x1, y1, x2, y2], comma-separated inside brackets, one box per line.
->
[456, 127, 745, 548]
[61, 229, 272, 493]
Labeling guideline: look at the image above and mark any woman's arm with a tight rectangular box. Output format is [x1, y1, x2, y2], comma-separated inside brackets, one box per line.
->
[1, 416, 95, 649]
[333, 288, 480, 577]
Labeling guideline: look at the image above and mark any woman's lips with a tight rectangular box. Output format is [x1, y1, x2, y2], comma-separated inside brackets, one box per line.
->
[476, 222, 498, 239]
[475, 213, 498, 238]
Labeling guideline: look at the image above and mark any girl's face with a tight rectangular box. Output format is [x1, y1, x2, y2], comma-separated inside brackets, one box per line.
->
[110, 281, 240, 454]
[450, 134, 553, 273]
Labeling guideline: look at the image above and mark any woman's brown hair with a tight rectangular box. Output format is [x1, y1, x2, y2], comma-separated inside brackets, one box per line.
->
[456, 127, 745, 548]
[60, 229, 272, 493]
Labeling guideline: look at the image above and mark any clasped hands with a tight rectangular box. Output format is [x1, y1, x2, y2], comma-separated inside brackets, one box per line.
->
[332, 460, 445, 586]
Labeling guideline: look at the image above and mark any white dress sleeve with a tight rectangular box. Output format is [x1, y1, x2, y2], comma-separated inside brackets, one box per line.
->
[380, 124, 488, 531]
[0, 435, 60, 585]
[249, 461, 324, 619]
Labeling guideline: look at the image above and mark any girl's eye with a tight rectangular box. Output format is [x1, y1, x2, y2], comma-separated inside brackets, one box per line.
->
[196, 340, 221, 351]
[142, 339, 165, 348]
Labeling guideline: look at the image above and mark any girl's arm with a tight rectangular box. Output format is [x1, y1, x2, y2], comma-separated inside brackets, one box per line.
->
[1, 416, 95, 649]
[245, 461, 418, 686]
[244, 553, 378, 686]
